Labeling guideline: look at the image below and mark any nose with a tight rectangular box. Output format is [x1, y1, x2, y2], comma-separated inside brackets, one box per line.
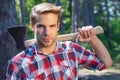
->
[44, 27, 50, 36]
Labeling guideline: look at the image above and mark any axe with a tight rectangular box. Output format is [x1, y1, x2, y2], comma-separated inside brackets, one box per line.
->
[25, 26, 104, 48]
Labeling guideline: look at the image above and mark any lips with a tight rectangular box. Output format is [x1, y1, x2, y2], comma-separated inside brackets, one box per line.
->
[43, 37, 51, 42]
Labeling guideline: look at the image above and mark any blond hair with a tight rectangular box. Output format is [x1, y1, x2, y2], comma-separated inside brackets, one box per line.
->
[30, 2, 61, 25]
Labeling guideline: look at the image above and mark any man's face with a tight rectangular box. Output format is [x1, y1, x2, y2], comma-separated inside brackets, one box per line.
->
[34, 12, 59, 47]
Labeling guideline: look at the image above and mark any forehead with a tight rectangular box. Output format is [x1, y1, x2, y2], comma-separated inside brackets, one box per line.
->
[39, 12, 58, 21]
[38, 12, 58, 25]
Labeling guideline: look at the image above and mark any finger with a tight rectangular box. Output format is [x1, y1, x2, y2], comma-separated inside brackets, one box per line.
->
[81, 26, 89, 38]
[86, 26, 92, 37]
[78, 27, 84, 38]
[88, 25, 94, 34]
[77, 28, 84, 41]
[85, 26, 91, 38]
[77, 34, 85, 42]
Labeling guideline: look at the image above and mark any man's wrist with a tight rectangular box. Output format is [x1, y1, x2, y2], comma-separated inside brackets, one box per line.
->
[89, 36, 98, 44]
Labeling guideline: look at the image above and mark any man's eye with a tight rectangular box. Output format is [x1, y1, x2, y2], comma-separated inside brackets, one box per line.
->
[50, 25, 55, 28]
[36, 24, 45, 28]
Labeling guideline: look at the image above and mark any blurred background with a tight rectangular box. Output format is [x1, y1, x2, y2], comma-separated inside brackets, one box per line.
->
[0, 0, 120, 80]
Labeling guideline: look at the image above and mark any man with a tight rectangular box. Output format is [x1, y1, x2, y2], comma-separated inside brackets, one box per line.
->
[6, 2, 112, 80]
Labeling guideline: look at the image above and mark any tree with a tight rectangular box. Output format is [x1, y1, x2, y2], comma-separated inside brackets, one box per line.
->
[18, 0, 26, 25]
[82, 0, 94, 26]
[71, 0, 81, 32]
[0, 0, 18, 79]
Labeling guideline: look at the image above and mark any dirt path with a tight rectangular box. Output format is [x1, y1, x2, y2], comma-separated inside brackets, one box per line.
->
[78, 63, 120, 80]
[78, 69, 120, 80]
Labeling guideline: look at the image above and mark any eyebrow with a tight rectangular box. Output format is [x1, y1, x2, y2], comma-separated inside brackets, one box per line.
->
[35, 23, 45, 27]
[35, 22, 57, 27]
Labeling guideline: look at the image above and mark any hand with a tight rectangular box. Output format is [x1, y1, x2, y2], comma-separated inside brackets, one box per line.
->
[77, 25, 97, 42]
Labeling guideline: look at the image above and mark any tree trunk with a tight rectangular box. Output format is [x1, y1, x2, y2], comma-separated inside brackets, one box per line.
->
[0, 0, 18, 79]
[0, 0, 18, 29]
[83, 0, 94, 26]
[18, 0, 26, 25]
[71, 0, 81, 42]
[71, 0, 78, 32]
[0, 30, 18, 79]
[71, 0, 81, 31]
[17, 0, 27, 40]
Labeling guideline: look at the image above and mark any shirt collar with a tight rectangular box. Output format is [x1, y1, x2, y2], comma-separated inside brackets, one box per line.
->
[27, 41, 66, 55]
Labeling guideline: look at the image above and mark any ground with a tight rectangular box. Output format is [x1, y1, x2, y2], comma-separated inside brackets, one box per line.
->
[78, 63, 120, 80]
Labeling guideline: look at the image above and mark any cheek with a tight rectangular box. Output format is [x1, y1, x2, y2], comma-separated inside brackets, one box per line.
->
[38, 29, 44, 34]
[36, 28, 45, 35]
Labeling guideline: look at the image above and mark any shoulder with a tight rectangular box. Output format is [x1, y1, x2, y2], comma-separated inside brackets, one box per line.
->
[9, 45, 36, 65]
[9, 51, 27, 65]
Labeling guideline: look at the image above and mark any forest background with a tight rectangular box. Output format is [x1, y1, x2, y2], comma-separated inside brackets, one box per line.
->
[19, 0, 120, 63]
[0, 0, 120, 80]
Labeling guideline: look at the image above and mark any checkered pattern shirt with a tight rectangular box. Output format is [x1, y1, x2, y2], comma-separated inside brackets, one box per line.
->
[6, 41, 106, 80]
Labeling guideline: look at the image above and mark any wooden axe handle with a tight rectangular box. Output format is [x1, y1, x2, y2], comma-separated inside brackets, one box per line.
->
[57, 26, 103, 41]
[25, 26, 103, 48]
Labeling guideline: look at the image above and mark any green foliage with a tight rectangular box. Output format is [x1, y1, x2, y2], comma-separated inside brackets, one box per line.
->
[109, 17, 120, 62]
[110, 17, 120, 45]
[16, 0, 120, 62]
[15, 0, 22, 24]
[26, 24, 34, 39]
[60, 0, 71, 34]
[93, 1, 120, 62]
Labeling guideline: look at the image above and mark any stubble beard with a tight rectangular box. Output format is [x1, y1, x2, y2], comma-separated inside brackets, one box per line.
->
[37, 36, 56, 48]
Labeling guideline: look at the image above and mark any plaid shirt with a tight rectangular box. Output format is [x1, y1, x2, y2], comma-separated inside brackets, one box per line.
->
[6, 41, 106, 80]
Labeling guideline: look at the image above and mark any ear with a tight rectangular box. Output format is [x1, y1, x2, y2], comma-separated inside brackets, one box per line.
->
[30, 22, 35, 32]
[57, 22, 60, 31]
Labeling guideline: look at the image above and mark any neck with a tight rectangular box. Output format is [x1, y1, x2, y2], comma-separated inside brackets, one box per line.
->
[37, 42, 56, 54]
